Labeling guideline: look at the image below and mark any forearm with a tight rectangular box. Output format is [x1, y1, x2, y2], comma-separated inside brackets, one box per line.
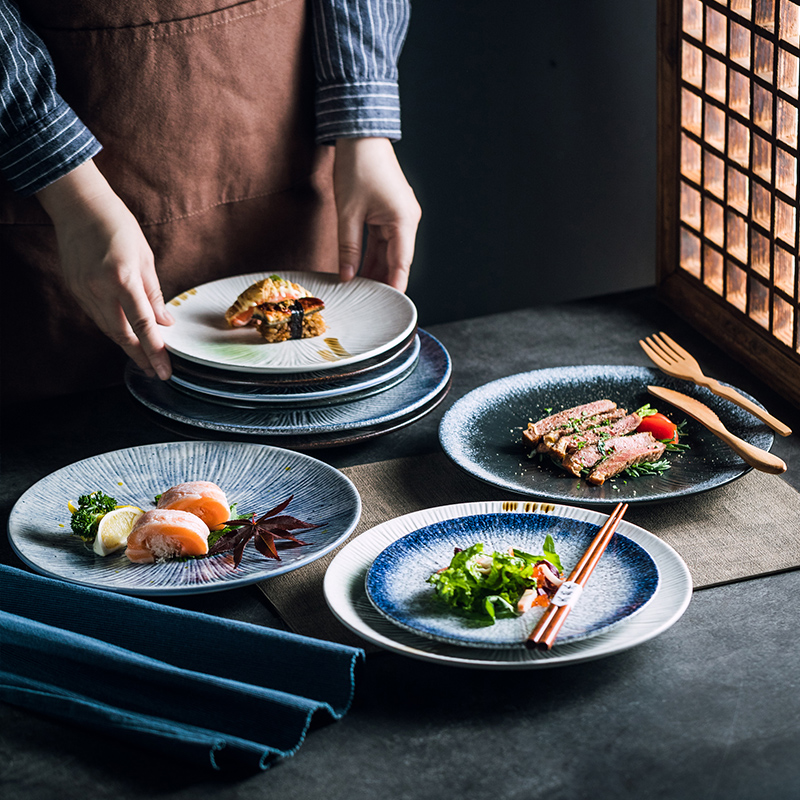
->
[35, 159, 114, 224]
[309, 0, 410, 143]
[0, 0, 100, 195]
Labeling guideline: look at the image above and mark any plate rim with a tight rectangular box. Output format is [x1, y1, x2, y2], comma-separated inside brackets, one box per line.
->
[363, 510, 660, 649]
[323, 500, 693, 669]
[8, 440, 362, 596]
[161, 271, 418, 374]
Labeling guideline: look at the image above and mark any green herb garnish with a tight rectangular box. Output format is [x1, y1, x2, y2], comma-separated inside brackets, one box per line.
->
[70, 491, 117, 542]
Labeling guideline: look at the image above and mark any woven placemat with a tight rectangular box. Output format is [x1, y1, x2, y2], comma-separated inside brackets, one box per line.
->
[257, 451, 800, 647]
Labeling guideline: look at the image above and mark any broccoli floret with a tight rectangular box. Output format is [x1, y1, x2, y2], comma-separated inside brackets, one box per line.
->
[70, 491, 117, 542]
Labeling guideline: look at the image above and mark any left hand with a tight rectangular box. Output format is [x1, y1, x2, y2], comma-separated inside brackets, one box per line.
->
[333, 137, 421, 292]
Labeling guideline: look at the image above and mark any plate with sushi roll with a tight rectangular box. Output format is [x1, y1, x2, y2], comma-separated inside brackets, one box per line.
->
[161, 271, 418, 374]
[8, 441, 361, 595]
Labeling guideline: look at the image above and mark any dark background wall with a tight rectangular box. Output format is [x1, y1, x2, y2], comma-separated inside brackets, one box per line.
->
[397, 1, 658, 327]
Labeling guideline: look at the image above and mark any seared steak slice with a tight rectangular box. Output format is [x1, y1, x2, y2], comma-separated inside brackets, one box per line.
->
[558, 412, 644, 473]
[552, 411, 643, 459]
[586, 432, 666, 485]
[523, 399, 617, 447]
[542, 409, 630, 457]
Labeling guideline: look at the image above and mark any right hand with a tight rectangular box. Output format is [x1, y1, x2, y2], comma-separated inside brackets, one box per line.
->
[36, 160, 174, 380]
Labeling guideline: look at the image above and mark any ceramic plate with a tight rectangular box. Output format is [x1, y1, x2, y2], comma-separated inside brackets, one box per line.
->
[168, 327, 418, 389]
[142, 383, 451, 450]
[168, 334, 421, 406]
[8, 441, 361, 596]
[161, 271, 417, 373]
[323, 501, 693, 669]
[365, 512, 659, 648]
[126, 329, 451, 436]
[438, 365, 775, 506]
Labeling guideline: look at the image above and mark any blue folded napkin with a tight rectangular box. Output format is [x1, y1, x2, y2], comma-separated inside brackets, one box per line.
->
[0, 564, 363, 772]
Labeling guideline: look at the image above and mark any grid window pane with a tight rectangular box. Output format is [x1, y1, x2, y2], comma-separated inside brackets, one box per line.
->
[749, 278, 771, 327]
[704, 245, 725, 294]
[676, 0, 800, 360]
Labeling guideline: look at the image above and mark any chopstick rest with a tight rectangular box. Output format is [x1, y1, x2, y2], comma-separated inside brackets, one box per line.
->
[527, 502, 629, 651]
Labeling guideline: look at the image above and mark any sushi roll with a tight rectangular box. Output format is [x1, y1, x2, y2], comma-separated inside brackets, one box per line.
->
[156, 481, 230, 530]
[125, 509, 210, 563]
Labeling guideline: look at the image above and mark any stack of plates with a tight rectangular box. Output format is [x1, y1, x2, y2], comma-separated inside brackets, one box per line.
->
[125, 271, 452, 449]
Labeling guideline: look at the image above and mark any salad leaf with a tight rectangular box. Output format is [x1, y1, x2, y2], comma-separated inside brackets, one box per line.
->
[426, 540, 562, 624]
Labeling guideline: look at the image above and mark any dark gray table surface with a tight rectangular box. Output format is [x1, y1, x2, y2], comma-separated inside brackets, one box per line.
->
[3, 288, 800, 799]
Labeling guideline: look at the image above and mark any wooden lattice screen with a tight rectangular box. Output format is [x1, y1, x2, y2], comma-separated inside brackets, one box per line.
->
[658, 0, 800, 406]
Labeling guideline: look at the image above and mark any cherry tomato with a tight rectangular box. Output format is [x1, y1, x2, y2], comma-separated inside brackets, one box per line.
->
[637, 412, 678, 443]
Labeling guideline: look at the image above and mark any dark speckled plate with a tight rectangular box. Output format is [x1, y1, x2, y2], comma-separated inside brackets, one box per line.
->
[365, 512, 659, 649]
[438, 365, 775, 506]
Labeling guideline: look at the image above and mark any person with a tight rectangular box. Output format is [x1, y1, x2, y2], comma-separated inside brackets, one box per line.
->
[0, 0, 421, 403]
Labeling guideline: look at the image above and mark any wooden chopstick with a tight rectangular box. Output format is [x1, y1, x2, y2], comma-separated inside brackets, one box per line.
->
[526, 502, 629, 651]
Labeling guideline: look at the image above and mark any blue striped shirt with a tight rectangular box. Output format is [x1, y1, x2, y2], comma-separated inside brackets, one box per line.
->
[0, 0, 409, 197]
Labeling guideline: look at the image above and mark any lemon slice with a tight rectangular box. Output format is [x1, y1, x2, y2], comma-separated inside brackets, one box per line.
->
[68, 500, 79, 514]
[93, 506, 144, 556]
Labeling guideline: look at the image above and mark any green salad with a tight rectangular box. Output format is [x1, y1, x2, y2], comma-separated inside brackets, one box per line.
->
[426, 538, 564, 624]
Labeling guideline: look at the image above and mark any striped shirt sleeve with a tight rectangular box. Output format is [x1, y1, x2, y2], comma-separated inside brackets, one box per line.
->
[0, 0, 101, 196]
[310, 0, 410, 144]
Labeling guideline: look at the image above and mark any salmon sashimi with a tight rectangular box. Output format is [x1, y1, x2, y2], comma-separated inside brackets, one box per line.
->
[125, 509, 210, 564]
[156, 481, 230, 530]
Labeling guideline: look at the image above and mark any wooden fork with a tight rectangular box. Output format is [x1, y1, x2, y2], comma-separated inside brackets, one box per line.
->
[640, 331, 792, 437]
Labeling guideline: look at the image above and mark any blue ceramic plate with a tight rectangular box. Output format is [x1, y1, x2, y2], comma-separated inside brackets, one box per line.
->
[7, 441, 361, 596]
[439, 365, 775, 506]
[126, 329, 451, 436]
[365, 512, 659, 649]
[325, 501, 691, 669]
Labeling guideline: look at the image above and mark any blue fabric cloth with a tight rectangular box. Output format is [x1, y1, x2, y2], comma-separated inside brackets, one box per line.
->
[0, 0, 409, 195]
[0, 564, 363, 772]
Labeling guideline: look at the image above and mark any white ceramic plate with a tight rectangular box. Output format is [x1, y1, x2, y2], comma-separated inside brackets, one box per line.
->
[8, 441, 361, 596]
[364, 512, 659, 648]
[324, 501, 692, 669]
[168, 334, 422, 406]
[161, 271, 417, 374]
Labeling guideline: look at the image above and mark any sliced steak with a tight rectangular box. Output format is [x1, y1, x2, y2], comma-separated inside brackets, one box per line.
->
[586, 432, 667, 485]
[523, 399, 617, 447]
[543, 409, 631, 458]
[558, 412, 644, 474]
[561, 442, 604, 476]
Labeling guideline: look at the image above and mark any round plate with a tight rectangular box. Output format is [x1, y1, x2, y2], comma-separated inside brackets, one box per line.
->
[8, 441, 361, 596]
[438, 365, 775, 506]
[142, 381, 452, 450]
[364, 512, 659, 649]
[161, 271, 417, 374]
[168, 327, 418, 389]
[323, 501, 693, 669]
[126, 329, 451, 436]
[168, 334, 422, 407]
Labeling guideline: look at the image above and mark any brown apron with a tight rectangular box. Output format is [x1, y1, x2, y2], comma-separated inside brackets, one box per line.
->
[0, 0, 338, 405]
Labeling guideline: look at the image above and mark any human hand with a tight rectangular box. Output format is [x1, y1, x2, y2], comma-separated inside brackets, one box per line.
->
[36, 160, 174, 380]
[333, 137, 421, 292]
